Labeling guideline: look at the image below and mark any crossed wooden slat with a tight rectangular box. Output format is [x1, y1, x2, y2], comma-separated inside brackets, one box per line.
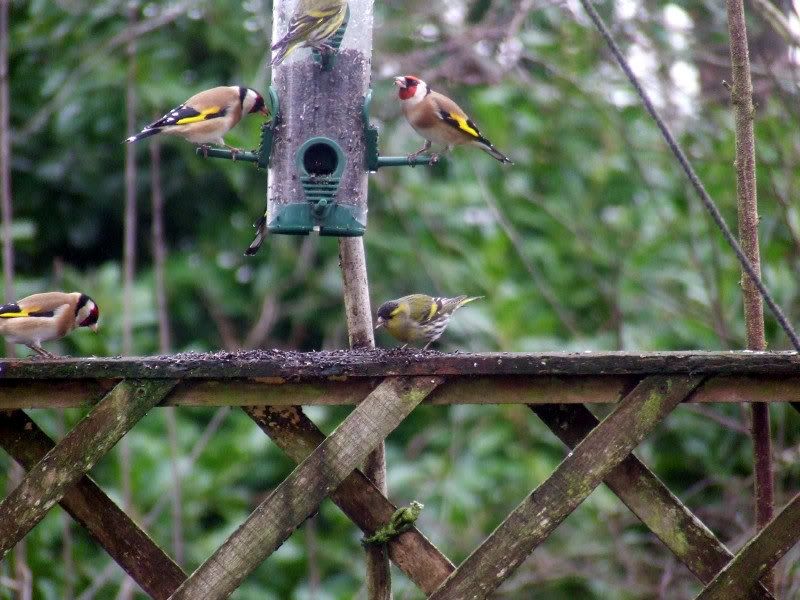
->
[0, 374, 796, 599]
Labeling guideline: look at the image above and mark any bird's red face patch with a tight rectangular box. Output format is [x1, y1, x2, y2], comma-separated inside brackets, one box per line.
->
[395, 76, 421, 100]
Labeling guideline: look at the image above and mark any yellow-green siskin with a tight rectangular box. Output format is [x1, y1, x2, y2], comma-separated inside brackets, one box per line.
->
[374, 294, 481, 349]
[271, 0, 348, 66]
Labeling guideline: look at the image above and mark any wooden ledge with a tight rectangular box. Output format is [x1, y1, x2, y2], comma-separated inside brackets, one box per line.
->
[0, 350, 799, 380]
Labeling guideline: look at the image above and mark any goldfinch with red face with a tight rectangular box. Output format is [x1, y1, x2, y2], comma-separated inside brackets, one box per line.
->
[0, 292, 100, 357]
[271, 0, 348, 66]
[125, 86, 268, 151]
[375, 294, 481, 349]
[394, 76, 512, 164]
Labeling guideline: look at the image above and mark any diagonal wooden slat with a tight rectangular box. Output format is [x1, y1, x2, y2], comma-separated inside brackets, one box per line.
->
[0, 409, 186, 599]
[244, 404, 455, 594]
[0, 379, 177, 557]
[169, 376, 442, 600]
[532, 403, 774, 600]
[696, 491, 800, 600]
[428, 375, 703, 600]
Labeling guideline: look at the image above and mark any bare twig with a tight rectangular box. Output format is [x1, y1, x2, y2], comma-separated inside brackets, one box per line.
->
[118, 6, 139, 598]
[149, 136, 184, 565]
[0, 0, 14, 352]
[726, 0, 775, 591]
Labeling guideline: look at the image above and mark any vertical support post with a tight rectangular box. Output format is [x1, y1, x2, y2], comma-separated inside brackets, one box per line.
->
[339, 237, 391, 599]
[725, 0, 773, 590]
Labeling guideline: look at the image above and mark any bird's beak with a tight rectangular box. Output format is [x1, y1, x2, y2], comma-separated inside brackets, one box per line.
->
[375, 317, 385, 330]
[393, 77, 406, 88]
[90, 323, 99, 333]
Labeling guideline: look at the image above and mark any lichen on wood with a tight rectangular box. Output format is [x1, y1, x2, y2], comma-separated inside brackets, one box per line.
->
[169, 376, 441, 600]
[244, 404, 455, 594]
[0, 379, 176, 556]
[428, 375, 702, 600]
[0, 408, 186, 598]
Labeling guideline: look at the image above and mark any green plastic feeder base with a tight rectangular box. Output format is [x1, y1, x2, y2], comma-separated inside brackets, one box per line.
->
[267, 203, 365, 236]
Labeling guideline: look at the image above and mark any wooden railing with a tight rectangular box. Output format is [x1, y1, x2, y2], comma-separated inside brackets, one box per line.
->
[0, 350, 798, 599]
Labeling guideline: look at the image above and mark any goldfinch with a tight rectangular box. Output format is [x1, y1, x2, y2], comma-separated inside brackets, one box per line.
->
[271, 0, 348, 66]
[394, 76, 512, 164]
[0, 292, 99, 357]
[125, 86, 268, 151]
[375, 294, 481, 349]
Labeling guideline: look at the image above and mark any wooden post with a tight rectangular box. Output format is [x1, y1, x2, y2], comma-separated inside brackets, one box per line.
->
[168, 376, 441, 600]
[339, 236, 392, 599]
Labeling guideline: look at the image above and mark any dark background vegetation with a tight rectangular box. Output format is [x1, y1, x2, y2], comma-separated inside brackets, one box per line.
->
[1, 0, 799, 598]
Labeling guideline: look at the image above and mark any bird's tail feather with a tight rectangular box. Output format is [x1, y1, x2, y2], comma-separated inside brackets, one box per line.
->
[444, 295, 483, 312]
[270, 36, 297, 66]
[474, 139, 513, 164]
[125, 128, 160, 144]
[245, 215, 268, 256]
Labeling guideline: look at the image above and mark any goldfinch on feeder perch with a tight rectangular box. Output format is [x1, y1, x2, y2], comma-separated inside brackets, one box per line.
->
[375, 294, 481, 349]
[125, 86, 268, 152]
[270, 0, 348, 66]
[0, 292, 100, 357]
[394, 76, 513, 165]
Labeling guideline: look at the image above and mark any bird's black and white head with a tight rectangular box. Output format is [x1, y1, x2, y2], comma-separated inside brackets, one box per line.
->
[375, 301, 399, 329]
[394, 75, 428, 105]
[75, 294, 100, 332]
[239, 86, 269, 115]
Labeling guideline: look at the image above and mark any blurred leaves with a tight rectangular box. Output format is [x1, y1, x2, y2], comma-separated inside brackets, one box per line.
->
[1, 0, 799, 598]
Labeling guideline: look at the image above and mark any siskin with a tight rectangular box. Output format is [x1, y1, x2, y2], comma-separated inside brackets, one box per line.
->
[394, 75, 512, 164]
[375, 294, 481, 349]
[125, 86, 268, 152]
[0, 292, 99, 357]
[271, 0, 348, 66]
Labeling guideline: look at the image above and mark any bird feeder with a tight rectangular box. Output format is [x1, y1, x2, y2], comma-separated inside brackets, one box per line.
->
[199, 0, 438, 239]
[265, 0, 371, 236]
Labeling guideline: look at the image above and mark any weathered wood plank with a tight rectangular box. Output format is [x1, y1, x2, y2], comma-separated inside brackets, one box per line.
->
[696, 491, 800, 600]
[0, 375, 798, 408]
[532, 403, 774, 600]
[244, 405, 455, 595]
[428, 375, 703, 600]
[0, 350, 799, 380]
[0, 409, 186, 599]
[0, 379, 176, 557]
[168, 376, 442, 600]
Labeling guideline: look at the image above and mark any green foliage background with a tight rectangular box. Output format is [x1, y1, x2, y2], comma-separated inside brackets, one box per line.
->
[1, 0, 799, 598]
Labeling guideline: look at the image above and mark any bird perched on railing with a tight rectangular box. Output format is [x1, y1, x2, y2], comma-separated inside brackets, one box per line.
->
[0, 292, 99, 357]
[270, 0, 348, 66]
[394, 75, 513, 165]
[375, 294, 481, 349]
[125, 86, 268, 153]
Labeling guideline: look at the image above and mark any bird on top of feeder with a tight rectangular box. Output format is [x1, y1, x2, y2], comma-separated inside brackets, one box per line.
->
[0, 292, 100, 358]
[394, 76, 513, 165]
[125, 86, 268, 153]
[375, 294, 481, 349]
[270, 0, 348, 66]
